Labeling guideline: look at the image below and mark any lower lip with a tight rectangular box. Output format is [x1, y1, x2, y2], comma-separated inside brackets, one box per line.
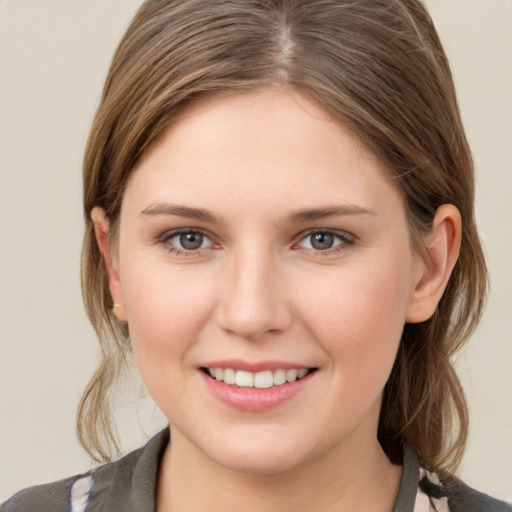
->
[201, 371, 315, 412]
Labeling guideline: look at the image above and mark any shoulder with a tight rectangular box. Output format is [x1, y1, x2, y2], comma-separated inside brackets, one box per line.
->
[419, 467, 511, 512]
[0, 474, 88, 512]
[442, 477, 511, 512]
[1, 428, 169, 512]
[400, 446, 510, 512]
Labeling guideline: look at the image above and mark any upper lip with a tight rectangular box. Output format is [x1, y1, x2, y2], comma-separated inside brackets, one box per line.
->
[200, 359, 316, 373]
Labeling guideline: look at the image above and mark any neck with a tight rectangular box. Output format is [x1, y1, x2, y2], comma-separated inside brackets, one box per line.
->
[156, 428, 402, 512]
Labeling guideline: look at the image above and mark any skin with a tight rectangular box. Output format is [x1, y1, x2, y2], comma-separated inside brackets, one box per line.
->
[92, 88, 461, 511]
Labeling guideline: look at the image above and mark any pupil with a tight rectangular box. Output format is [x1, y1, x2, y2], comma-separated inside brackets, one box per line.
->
[311, 232, 333, 250]
[180, 232, 203, 250]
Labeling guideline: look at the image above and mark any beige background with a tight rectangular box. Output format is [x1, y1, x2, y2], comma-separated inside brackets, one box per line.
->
[0, 0, 511, 503]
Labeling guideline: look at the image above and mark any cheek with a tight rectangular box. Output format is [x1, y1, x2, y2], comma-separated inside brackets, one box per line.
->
[294, 259, 411, 379]
[119, 260, 221, 416]
[119, 257, 217, 359]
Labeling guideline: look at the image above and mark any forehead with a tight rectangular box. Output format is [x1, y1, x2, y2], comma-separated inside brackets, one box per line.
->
[124, 88, 402, 220]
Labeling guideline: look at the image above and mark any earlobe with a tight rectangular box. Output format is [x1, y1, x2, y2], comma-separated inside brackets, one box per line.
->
[405, 204, 462, 323]
[91, 207, 126, 322]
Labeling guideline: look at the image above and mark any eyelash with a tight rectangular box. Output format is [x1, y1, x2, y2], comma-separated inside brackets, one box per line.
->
[160, 229, 216, 256]
[159, 229, 355, 256]
[294, 229, 355, 255]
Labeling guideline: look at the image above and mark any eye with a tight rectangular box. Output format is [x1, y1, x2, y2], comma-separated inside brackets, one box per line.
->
[164, 230, 214, 253]
[297, 230, 352, 252]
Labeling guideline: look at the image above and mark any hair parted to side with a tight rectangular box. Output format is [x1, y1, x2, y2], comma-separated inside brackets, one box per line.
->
[79, 0, 487, 476]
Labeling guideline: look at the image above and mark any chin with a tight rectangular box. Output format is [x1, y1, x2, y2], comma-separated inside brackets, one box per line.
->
[205, 436, 313, 476]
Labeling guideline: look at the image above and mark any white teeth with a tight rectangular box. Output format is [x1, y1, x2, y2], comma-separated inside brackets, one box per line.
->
[297, 368, 308, 379]
[235, 370, 254, 388]
[223, 368, 236, 385]
[206, 367, 311, 388]
[273, 369, 287, 386]
[286, 369, 298, 382]
[254, 370, 273, 389]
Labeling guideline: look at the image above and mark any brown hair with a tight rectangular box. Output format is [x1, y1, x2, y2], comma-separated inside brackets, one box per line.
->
[79, 0, 487, 477]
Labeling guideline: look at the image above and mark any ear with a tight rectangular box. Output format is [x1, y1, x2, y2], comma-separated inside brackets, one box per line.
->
[91, 207, 126, 322]
[405, 204, 462, 323]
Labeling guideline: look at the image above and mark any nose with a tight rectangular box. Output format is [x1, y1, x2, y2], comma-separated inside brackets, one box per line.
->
[215, 247, 292, 341]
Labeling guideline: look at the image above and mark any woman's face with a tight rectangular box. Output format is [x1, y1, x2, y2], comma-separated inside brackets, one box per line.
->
[108, 88, 426, 474]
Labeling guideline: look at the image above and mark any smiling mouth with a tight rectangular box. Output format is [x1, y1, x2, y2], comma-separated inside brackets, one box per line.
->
[201, 367, 317, 389]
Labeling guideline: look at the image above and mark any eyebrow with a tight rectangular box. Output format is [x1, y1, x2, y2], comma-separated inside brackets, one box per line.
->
[140, 203, 377, 224]
[140, 203, 219, 223]
[287, 205, 377, 223]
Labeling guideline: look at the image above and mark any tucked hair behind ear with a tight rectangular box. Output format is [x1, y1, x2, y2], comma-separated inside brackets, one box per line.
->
[80, 0, 487, 477]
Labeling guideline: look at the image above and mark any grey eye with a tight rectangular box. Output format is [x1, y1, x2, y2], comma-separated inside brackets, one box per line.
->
[179, 232, 204, 250]
[298, 231, 347, 251]
[310, 232, 335, 250]
[164, 230, 215, 254]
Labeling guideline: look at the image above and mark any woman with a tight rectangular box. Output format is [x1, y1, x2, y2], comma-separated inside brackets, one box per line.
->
[3, 0, 510, 511]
